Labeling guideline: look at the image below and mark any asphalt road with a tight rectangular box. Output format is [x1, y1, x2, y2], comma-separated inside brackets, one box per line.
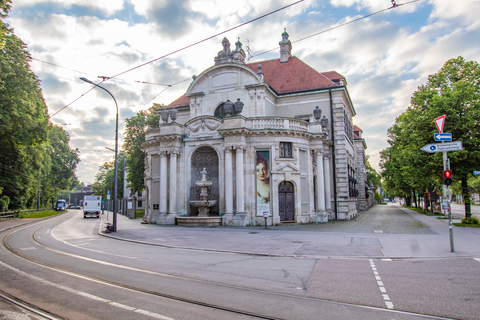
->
[1, 204, 480, 319]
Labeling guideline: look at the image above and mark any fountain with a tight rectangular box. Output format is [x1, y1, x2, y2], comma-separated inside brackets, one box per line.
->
[190, 168, 217, 216]
[176, 168, 221, 226]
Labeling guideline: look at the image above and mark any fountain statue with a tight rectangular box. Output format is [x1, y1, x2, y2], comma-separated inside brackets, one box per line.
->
[190, 168, 217, 216]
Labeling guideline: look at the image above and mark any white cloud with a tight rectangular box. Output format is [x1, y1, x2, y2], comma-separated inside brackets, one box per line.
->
[7, 0, 480, 181]
[13, 0, 124, 16]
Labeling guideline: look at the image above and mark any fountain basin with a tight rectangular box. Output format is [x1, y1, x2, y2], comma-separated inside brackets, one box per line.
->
[190, 200, 217, 217]
[190, 200, 217, 208]
[195, 180, 213, 188]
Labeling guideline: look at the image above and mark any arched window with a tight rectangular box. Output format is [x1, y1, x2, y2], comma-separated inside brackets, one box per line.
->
[214, 103, 226, 119]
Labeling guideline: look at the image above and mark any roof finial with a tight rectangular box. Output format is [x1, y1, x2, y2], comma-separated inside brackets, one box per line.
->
[279, 28, 292, 63]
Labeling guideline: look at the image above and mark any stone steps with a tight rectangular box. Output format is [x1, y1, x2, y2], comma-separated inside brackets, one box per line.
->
[176, 216, 222, 227]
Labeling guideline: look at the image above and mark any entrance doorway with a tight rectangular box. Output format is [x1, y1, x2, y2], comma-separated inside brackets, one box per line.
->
[278, 181, 295, 221]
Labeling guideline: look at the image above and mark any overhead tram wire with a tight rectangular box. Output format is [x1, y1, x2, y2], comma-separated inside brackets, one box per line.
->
[49, 0, 304, 117]
[117, 0, 422, 120]
[104, 0, 305, 82]
[49, 0, 421, 118]
[249, 0, 423, 60]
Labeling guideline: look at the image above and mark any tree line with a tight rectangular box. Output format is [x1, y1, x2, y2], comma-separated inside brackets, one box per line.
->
[92, 105, 160, 200]
[380, 56, 480, 218]
[0, 1, 80, 211]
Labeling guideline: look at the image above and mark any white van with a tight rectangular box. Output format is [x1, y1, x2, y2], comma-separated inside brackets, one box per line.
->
[83, 195, 102, 218]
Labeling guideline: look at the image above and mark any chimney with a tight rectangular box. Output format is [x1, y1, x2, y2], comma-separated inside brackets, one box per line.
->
[279, 28, 292, 63]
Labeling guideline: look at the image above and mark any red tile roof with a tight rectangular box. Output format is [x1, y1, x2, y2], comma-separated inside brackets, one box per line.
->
[245, 57, 343, 95]
[168, 94, 190, 108]
[166, 56, 345, 107]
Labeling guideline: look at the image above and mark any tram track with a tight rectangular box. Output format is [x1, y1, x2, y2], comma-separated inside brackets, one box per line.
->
[2, 217, 288, 319]
[0, 214, 453, 320]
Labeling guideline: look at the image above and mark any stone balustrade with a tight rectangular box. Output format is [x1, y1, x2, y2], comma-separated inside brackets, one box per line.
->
[248, 117, 309, 131]
[146, 116, 318, 141]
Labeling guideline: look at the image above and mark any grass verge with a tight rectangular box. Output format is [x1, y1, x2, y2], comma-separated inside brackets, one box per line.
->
[453, 223, 480, 228]
[18, 209, 65, 219]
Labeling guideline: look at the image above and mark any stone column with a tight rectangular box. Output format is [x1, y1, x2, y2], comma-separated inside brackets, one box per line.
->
[169, 151, 177, 214]
[160, 153, 168, 214]
[225, 147, 233, 214]
[235, 146, 245, 213]
[323, 154, 332, 212]
[315, 150, 326, 214]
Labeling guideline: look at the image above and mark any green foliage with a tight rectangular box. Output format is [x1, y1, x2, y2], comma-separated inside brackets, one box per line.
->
[0, 195, 9, 211]
[18, 209, 63, 219]
[0, 30, 79, 210]
[92, 152, 125, 200]
[0, 0, 12, 49]
[374, 191, 382, 202]
[366, 156, 382, 190]
[461, 216, 479, 225]
[380, 56, 480, 213]
[123, 105, 160, 194]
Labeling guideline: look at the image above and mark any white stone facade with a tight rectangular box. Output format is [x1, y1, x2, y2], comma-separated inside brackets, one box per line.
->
[142, 32, 365, 226]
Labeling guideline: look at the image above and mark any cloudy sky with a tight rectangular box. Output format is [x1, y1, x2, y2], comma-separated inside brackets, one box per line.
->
[6, 0, 480, 184]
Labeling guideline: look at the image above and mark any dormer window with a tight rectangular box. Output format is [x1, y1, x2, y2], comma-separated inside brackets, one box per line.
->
[279, 142, 293, 158]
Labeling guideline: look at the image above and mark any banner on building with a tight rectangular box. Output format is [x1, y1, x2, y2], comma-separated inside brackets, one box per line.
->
[256, 150, 271, 216]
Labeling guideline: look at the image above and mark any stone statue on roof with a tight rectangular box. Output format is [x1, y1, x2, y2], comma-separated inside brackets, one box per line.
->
[214, 37, 246, 65]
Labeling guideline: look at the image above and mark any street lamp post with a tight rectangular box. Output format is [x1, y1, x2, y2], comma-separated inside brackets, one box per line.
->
[80, 77, 118, 232]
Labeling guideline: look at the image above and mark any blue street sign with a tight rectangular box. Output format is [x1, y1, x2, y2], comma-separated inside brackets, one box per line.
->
[434, 133, 452, 141]
[474, 171, 480, 176]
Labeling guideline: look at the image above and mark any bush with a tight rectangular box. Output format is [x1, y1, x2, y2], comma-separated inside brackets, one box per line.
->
[461, 216, 479, 224]
[0, 195, 10, 212]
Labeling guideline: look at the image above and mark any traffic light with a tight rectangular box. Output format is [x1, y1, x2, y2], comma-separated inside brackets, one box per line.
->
[443, 170, 452, 186]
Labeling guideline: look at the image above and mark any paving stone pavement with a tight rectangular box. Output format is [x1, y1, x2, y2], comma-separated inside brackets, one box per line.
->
[103, 203, 480, 259]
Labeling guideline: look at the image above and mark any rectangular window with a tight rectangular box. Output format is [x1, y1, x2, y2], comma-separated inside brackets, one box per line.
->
[279, 142, 293, 158]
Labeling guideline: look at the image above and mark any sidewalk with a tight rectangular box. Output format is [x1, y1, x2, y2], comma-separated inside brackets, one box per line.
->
[99, 204, 480, 259]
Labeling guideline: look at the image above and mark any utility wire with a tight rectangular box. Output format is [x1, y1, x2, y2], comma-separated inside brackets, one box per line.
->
[31, 58, 97, 77]
[105, 0, 304, 82]
[50, 0, 304, 117]
[250, 0, 422, 59]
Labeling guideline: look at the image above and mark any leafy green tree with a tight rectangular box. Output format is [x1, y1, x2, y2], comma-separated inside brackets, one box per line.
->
[92, 152, 125, 200]
[46, 125, 80, 192]
[410, 57, 480, 217]
[381, 57, 480, 216]
[0, 26, 80, 209]
[366, 156, 381, 190]
[123, 105, 160, 194]
[0, 33, 50, 208]
[0, 0, 12, 49]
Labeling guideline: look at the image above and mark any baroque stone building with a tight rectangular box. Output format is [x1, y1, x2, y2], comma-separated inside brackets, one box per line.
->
[142, 30, 367, 226]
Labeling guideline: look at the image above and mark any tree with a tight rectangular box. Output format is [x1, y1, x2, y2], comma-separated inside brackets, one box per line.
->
[47, 125, 80, 191]
[123, 105, 160, 194]
[0, 24, 80, 209]
[0, 0, 12, 49]
[92, 152, 125, 200]
[381, 57, 480, 216]
[410, 57, 480, 217]
[0, 32, 50, 208]
[366, 156, 381, 190]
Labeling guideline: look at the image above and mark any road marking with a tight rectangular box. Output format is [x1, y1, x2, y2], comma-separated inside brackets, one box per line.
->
[369, 259, 394, 310]
[0, 260, 175, 320]
[474, 258, 480, 263]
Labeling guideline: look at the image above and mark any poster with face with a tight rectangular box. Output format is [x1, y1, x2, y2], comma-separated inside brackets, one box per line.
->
[256, 150, 270, 216]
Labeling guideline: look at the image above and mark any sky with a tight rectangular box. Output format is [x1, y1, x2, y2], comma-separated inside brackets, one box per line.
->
[6, 0, 480, 184]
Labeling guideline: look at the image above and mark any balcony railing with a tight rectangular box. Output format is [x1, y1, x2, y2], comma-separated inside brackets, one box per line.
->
[248, 117, 309, 131]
